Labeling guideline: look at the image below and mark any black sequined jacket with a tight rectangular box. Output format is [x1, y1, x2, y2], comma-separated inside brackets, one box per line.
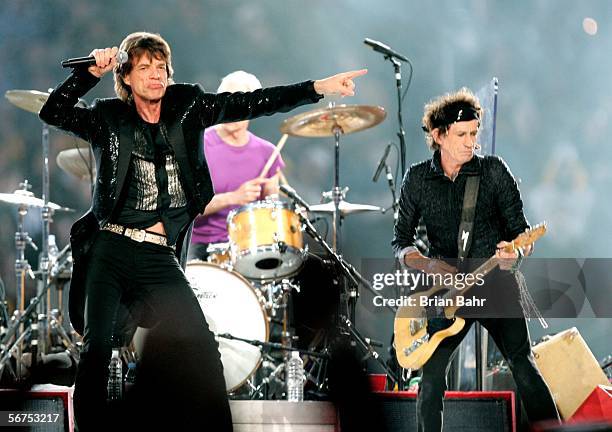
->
[392, 150, 529, 260]
[39, 68, 322, 334]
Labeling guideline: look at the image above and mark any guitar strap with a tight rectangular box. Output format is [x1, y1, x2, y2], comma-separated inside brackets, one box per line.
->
[457, 175, 480, 263]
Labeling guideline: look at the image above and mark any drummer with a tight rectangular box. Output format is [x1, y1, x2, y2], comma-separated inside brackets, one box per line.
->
[189, 71, 285, 261]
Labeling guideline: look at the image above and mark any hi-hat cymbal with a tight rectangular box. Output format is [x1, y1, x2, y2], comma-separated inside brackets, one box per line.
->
[280, 105, 386, 138]
[57, 148, 96, 182]
[0, 190, 73, 212]
[309, 200, 382, 216]
[5, 90, 50, 114]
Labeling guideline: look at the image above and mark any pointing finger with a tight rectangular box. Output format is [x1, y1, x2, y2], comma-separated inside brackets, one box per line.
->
[342, 69, 368, 79]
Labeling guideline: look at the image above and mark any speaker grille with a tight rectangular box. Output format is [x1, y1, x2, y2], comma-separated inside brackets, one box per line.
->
[377, 392, 514, 432]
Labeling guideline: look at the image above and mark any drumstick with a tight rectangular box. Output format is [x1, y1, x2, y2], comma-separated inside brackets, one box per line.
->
[259, 134, 288, 178]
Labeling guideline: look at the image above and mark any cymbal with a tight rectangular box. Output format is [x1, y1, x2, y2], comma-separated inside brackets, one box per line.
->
[280, 105, 386, 137]
[0, 190, 73, 212]
[57, 148, 96, 182]
[309, 200, 382, 216]
[5, 90, 50, 114]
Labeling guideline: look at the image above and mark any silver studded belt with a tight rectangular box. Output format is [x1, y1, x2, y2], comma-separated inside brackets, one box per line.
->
[102, 223, 174, 250]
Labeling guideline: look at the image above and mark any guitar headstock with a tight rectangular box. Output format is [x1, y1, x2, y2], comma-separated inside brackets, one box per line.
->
[505, 222, 547, 252]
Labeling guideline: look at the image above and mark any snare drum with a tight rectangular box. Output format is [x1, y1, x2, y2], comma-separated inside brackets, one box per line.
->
[185, 261, 269, 393]
[227, 200, 305, 281]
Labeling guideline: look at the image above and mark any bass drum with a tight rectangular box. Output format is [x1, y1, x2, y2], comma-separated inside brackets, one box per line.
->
[185, 261, 269, 393]
[290, 252, 341, 350]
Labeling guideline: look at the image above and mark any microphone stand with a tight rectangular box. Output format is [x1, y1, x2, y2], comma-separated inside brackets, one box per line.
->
[389, 57, 408, 176]
[475, 77, 499, 391]
[364, 39, 412, 174]
[217, 333, 330, 360]
[380, 162, 399, 221]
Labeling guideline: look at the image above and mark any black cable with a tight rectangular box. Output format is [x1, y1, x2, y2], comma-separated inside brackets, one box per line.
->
[314, 216, 329, 242]
[400, 58, 414, 103]
[0, 275, 7, 328]
[390, 141, 402, 195]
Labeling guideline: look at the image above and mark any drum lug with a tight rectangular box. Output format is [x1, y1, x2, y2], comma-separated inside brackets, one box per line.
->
[283, 279, 300, 293]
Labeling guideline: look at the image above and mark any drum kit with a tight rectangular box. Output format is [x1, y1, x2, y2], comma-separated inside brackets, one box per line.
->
[1, 89, 82, 383]
[1, 89, 398, 397]
[186, 101, 401, 397]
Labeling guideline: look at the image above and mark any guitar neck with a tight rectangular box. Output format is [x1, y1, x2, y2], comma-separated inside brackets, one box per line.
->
[435, 223, 545, 308]
[443, 256, 499, 302]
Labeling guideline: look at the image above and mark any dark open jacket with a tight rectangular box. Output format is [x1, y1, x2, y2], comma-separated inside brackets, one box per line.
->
[39, 68, 322, 334]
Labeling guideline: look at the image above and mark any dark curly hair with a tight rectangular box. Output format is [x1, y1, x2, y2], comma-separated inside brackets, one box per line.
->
[422, 87, 482, 151]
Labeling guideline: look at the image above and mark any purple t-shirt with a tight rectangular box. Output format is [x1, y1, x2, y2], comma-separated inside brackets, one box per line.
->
[191, 127, 285, 244]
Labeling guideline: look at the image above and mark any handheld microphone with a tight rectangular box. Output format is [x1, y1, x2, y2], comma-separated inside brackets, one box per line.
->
[279, 184, 311, 211]
[372, 143, 392, 182]
[61, 50, 128, 69]
[363, 38, 409, 62]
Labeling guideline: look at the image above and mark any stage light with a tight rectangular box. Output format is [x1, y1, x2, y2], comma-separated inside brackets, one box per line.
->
[582, 17, 598, 36]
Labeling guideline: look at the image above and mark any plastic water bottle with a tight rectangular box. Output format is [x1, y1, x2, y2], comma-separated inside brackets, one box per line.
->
[107, 348, 123, 402]
[48, 235, 59, 261]
[286, 351, 304, 402]
[47, 234, 60, 275]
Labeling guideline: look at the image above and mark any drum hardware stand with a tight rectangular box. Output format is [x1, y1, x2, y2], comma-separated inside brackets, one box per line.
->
[218, 333, 332, 400]
[279, 186, 400, 383]
[0, 276, 10, 367]
[1, 244, 78, 377]
[0, 326, 33, 379]
[245, 357, 286, 400]
[317, 103, 349, 252]
[37, 120, 53, 358]
[36, 244, 78, 358]
[2, 91, 80, 383]
[329, 120, 344, 252]
[0, 293, 42, 376]
[33, 118, 79, 368]
[48, 310, 80, 360]
[261, 279, 299, 319]
[258, 278, 300, 355]
[12, 180, 39, 379]
[302, 331, 332, 393]
[291, 207, 399, 385]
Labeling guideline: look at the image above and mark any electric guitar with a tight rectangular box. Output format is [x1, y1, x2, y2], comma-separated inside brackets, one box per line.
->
[394, 223, 546, 370]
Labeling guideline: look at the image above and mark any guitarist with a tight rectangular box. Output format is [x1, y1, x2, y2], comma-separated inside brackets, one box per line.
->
[392, 88, 559, 431]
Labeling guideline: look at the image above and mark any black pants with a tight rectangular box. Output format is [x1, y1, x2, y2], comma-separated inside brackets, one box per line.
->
[73, 230, 232, 431]
[417, 316, 559, 432]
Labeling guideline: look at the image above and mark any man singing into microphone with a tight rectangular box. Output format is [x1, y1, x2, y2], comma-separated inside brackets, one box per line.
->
[39, 31, 366, 431]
